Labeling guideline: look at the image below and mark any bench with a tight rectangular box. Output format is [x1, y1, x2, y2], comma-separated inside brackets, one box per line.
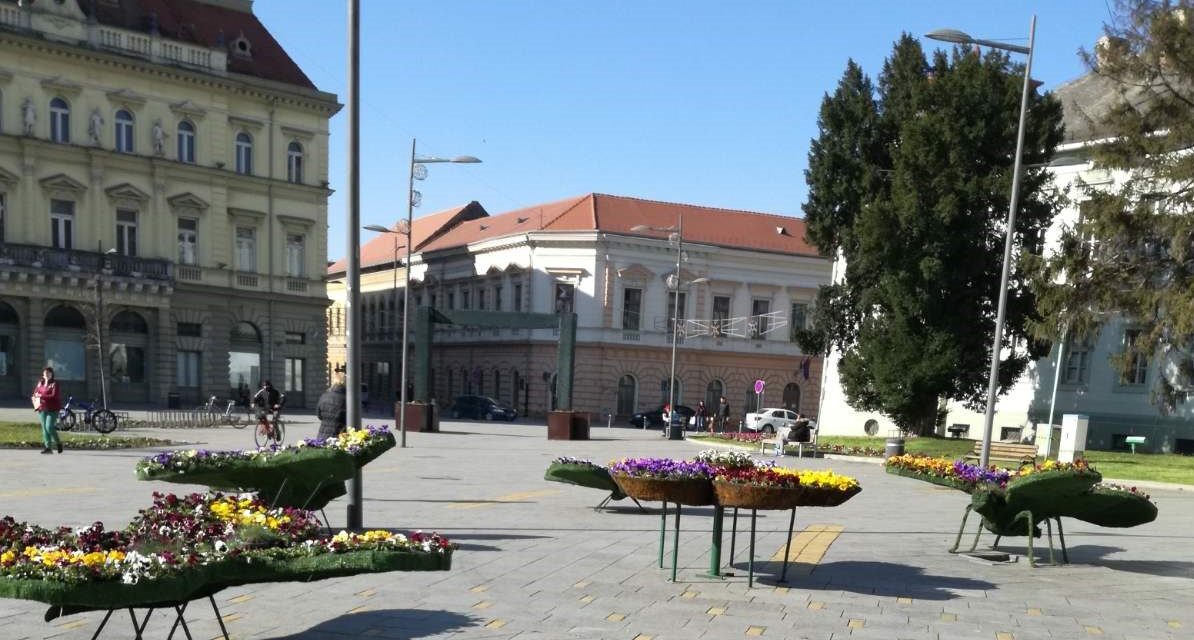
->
[760, 425, 818, 458]
[1124, 435, 1146, 454]
[947, 424, 969, 438]
[962, 441, 1037, 468]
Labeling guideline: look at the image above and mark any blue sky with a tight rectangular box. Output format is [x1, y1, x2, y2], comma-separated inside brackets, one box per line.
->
[253, 1, 1115, 261]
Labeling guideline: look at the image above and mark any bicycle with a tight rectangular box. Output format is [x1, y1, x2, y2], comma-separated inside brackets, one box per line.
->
[58, 397, 118, 434]
[196, 396, 246, 429]
[253, 406, 286, 448]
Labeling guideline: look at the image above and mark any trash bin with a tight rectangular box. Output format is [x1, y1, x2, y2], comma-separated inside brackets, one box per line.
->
[885, 437, 905, 458]
[668, 415, 685, 440]
[166, 392, 181, 409]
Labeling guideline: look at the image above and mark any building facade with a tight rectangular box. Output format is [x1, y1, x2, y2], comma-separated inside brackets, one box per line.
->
[0, 0, 338, 407]
[328, 194, 832, 421]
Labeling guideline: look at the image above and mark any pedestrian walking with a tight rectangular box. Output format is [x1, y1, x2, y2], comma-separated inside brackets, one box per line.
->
[315, 373, 348, 440]
[696, 401, 709, 433]
[717, 396, 731, 432]
[31, 367, 63, 454]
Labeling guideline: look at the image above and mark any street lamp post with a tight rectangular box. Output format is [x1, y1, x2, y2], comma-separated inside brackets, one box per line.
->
[631, 217, 708, 437]
[376, 139, 479, 449]
[927, 17, 1036, 468]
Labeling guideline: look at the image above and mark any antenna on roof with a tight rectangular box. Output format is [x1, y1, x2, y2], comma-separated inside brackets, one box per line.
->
[516, 217, 529, 224]
[479, 224, 489, 231]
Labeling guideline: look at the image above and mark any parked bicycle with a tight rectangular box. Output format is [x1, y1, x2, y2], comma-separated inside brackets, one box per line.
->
[196, 395, 247, 429]
[58, 397, 118, 434]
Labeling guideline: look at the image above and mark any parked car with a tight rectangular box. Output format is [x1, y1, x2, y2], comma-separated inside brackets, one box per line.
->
[629, 405, 695, 429]
[449, 395, 518, 421]
[743, 408, 805, 434]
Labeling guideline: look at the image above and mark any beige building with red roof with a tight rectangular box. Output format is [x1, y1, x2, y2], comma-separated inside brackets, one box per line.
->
[0, 0, 338, 407]
[328, 193, 831, 422]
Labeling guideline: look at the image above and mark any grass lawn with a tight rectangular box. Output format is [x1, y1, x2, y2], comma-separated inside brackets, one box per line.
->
[0, 421, 175, 449]
[690, 433, 1194, 485]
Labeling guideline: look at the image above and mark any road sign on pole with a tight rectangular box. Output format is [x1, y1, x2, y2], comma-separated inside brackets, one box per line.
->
[754, 379, 766, 394]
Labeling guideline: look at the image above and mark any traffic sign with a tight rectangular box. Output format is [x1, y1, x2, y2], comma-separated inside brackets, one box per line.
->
[754, 379, 766, 394]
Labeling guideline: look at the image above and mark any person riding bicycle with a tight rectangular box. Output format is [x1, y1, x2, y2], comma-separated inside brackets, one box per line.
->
[252, 381, 286, 440]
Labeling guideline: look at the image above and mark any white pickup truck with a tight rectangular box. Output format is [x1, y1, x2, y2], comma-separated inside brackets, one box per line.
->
[743, 408, 802, 434]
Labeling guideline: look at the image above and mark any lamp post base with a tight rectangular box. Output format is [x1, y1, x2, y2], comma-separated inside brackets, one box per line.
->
[394, 402, 439, 433]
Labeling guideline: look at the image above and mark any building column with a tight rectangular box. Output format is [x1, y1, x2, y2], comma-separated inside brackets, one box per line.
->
[153, 301, 173, 406]
[24, 296, 43, 397]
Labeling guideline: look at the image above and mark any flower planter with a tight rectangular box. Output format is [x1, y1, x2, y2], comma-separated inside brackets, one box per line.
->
[612, 475, 713, 506]
[544, 462, 623, 498]
[797, 485, 862, 507]
[885, 465, 974, 493]
[713, 480, 804, 510]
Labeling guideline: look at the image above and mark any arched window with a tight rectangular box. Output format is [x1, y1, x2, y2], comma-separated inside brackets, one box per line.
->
[782, 383, 801, 413]
[493, 368, 502, 401]
[660, 377, 682, 406]
[234, 132, 253, 175]
[229, 321, 262, 401]
[109, 311, 148, 385]
[109, 310, 148, 334]
[705, 379, 724, 410]
[115, 109, 134, 153]
[287, 141, 304, 183]
[44, 305, 86, 381]
[45, 305, 85, 329]
[0, 300, 18, 383]
[49, 97, 70, 143]
[616, 374, 637, 415]
[177, 120, 195, 163]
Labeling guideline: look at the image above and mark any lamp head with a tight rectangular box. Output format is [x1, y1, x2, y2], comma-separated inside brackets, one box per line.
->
[926, 28, 973, 44]
[451, 156, 481, 164]
[363, 224, 391, 234]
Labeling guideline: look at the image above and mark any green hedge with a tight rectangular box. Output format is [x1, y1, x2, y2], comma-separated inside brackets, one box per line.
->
[544, 463, 624, 499]
[884, 465, 973, 493]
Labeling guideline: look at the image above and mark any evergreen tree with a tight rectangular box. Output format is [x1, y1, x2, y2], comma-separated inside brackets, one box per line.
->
[799, 35, 1064, 434]
[1032, 0, 1194, 412]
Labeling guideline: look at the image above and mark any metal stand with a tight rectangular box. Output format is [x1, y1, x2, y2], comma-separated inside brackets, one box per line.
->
[779, 508, 797, 583]
[658, 501, 667, 568]
[85, 594, 229, 640]
[594, 493, 646, 512]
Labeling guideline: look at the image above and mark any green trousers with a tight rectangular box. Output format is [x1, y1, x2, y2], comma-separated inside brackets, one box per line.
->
[39, 410, 60, 449]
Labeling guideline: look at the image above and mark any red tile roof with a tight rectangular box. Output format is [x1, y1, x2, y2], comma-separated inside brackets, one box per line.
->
[47, 0, 317, 89]
[419, 193, 819, 257]
[327, 202, 488, 275]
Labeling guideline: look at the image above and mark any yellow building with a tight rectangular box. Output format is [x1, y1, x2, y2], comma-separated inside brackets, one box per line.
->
[0, 0, 338, 407]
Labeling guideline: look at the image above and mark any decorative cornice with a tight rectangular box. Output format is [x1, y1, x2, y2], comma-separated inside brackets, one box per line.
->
[546, 267, 589, 280]
[280, 125, 315, 140]
[227, 207, 266, 223]
[228, 115, 265, 131]
[616, 263, 654, 282]
[748, 282, 780, 296]
[104, 182, 151, 202]
[166, 192, 209, 214]
[277, 214, 315, 228]
[39, 173, 87, 194]
[0, 165, 18, 185]
[0, 68, 12, 84]
[169, 100, 207, 120]
[40, 76, 82, 96]
[106, 88, 147, 107]
[662, 267, 700, 284]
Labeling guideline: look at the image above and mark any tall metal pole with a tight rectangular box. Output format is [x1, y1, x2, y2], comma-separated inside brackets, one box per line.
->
[1043, 321, 1068, 457]
[979, 15, 1036, 468]
[345, 0, 363, 530]
[399, 138, 416, 448]
[667, 215, 683, 434]
[94, 278, 108, 410]
[389, 232, 398, 408]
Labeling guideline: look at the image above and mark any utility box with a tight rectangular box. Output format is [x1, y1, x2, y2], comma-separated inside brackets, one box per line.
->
[1059, 414, 1089, 463]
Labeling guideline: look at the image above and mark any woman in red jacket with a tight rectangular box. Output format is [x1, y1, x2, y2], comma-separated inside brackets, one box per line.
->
[32, 367, 63, 454]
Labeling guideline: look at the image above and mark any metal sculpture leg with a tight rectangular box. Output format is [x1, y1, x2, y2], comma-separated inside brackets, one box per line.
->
[209, 595, 231, 640]
[632, 497, 647, 513]
[949, 504, 975, 553]
[1055, 517, 1069, 563]
[658, 501, 668, 568]
[130, 608, 153, 639]
[779, 508, 797, 583]
[1045, 517, 1057, 566]
[993, 535, 1002, 548]
[90, 610, 115, 640]
[166, 602, 193, 640]
[1016, 510, 1037, 568]
[670, 502, 682, 582]
[594, 494, 613, 511]
[728, 507, 739, 568]
[747, 509, 758, 589]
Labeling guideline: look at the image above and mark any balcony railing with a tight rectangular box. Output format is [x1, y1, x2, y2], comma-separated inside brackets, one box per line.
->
[0, 242, 172, 280]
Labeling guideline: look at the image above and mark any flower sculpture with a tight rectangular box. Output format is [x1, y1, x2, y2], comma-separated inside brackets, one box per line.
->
[0, 492, 452, 607]
[608, 458, 715, 506]
[544, 457, 624, 501]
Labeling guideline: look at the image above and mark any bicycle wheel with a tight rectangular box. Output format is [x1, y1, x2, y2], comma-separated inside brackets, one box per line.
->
[272, 417, 286, 446]
[253, 419, 269, 449]
[58, 410, 77, 432]
[92, 410, 118, 434]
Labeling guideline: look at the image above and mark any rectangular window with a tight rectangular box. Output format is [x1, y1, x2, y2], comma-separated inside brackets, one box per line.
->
[176, 351, 201, 388]
[284, 358, 304, 393]
[50, 199, 74, 250]
[109, 344, 145, 383]
[178, 219, 198, 265]
[555, 283, 575, 313]
[177, 124, 196, 163]
[177, 322, 202, 338]
[622, 287, 642, 330]
[494, 285, 503, 311]
[285, 331, 305, 345]
[478, 289, 487, 310]
[1122, 329, 1149, 386]
[514, 284, 523, 312]
[447, 292, 455, 310]
[712, 295, 731, 336]
[1064, 336, 1092, 385]
[461, 289, 470, 310]
[667, 291, 687, 333]
[790, 303, 808, 342]
[116, 209, 138, 257]
[115, 116, 134, 153]
[286, 234, 305, 277]
[44, 338, 84, 380]
[751, 299, 771, 338]
[235, 227, 256, 272]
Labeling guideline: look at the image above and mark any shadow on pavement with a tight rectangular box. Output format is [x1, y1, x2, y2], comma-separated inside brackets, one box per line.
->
[266, 608, 479, 639]
[997, 543, 1194, 578]
[741, 560, 996, 599]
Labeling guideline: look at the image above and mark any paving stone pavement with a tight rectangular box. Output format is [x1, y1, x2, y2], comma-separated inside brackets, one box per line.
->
[0, 410, 1191, 639]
